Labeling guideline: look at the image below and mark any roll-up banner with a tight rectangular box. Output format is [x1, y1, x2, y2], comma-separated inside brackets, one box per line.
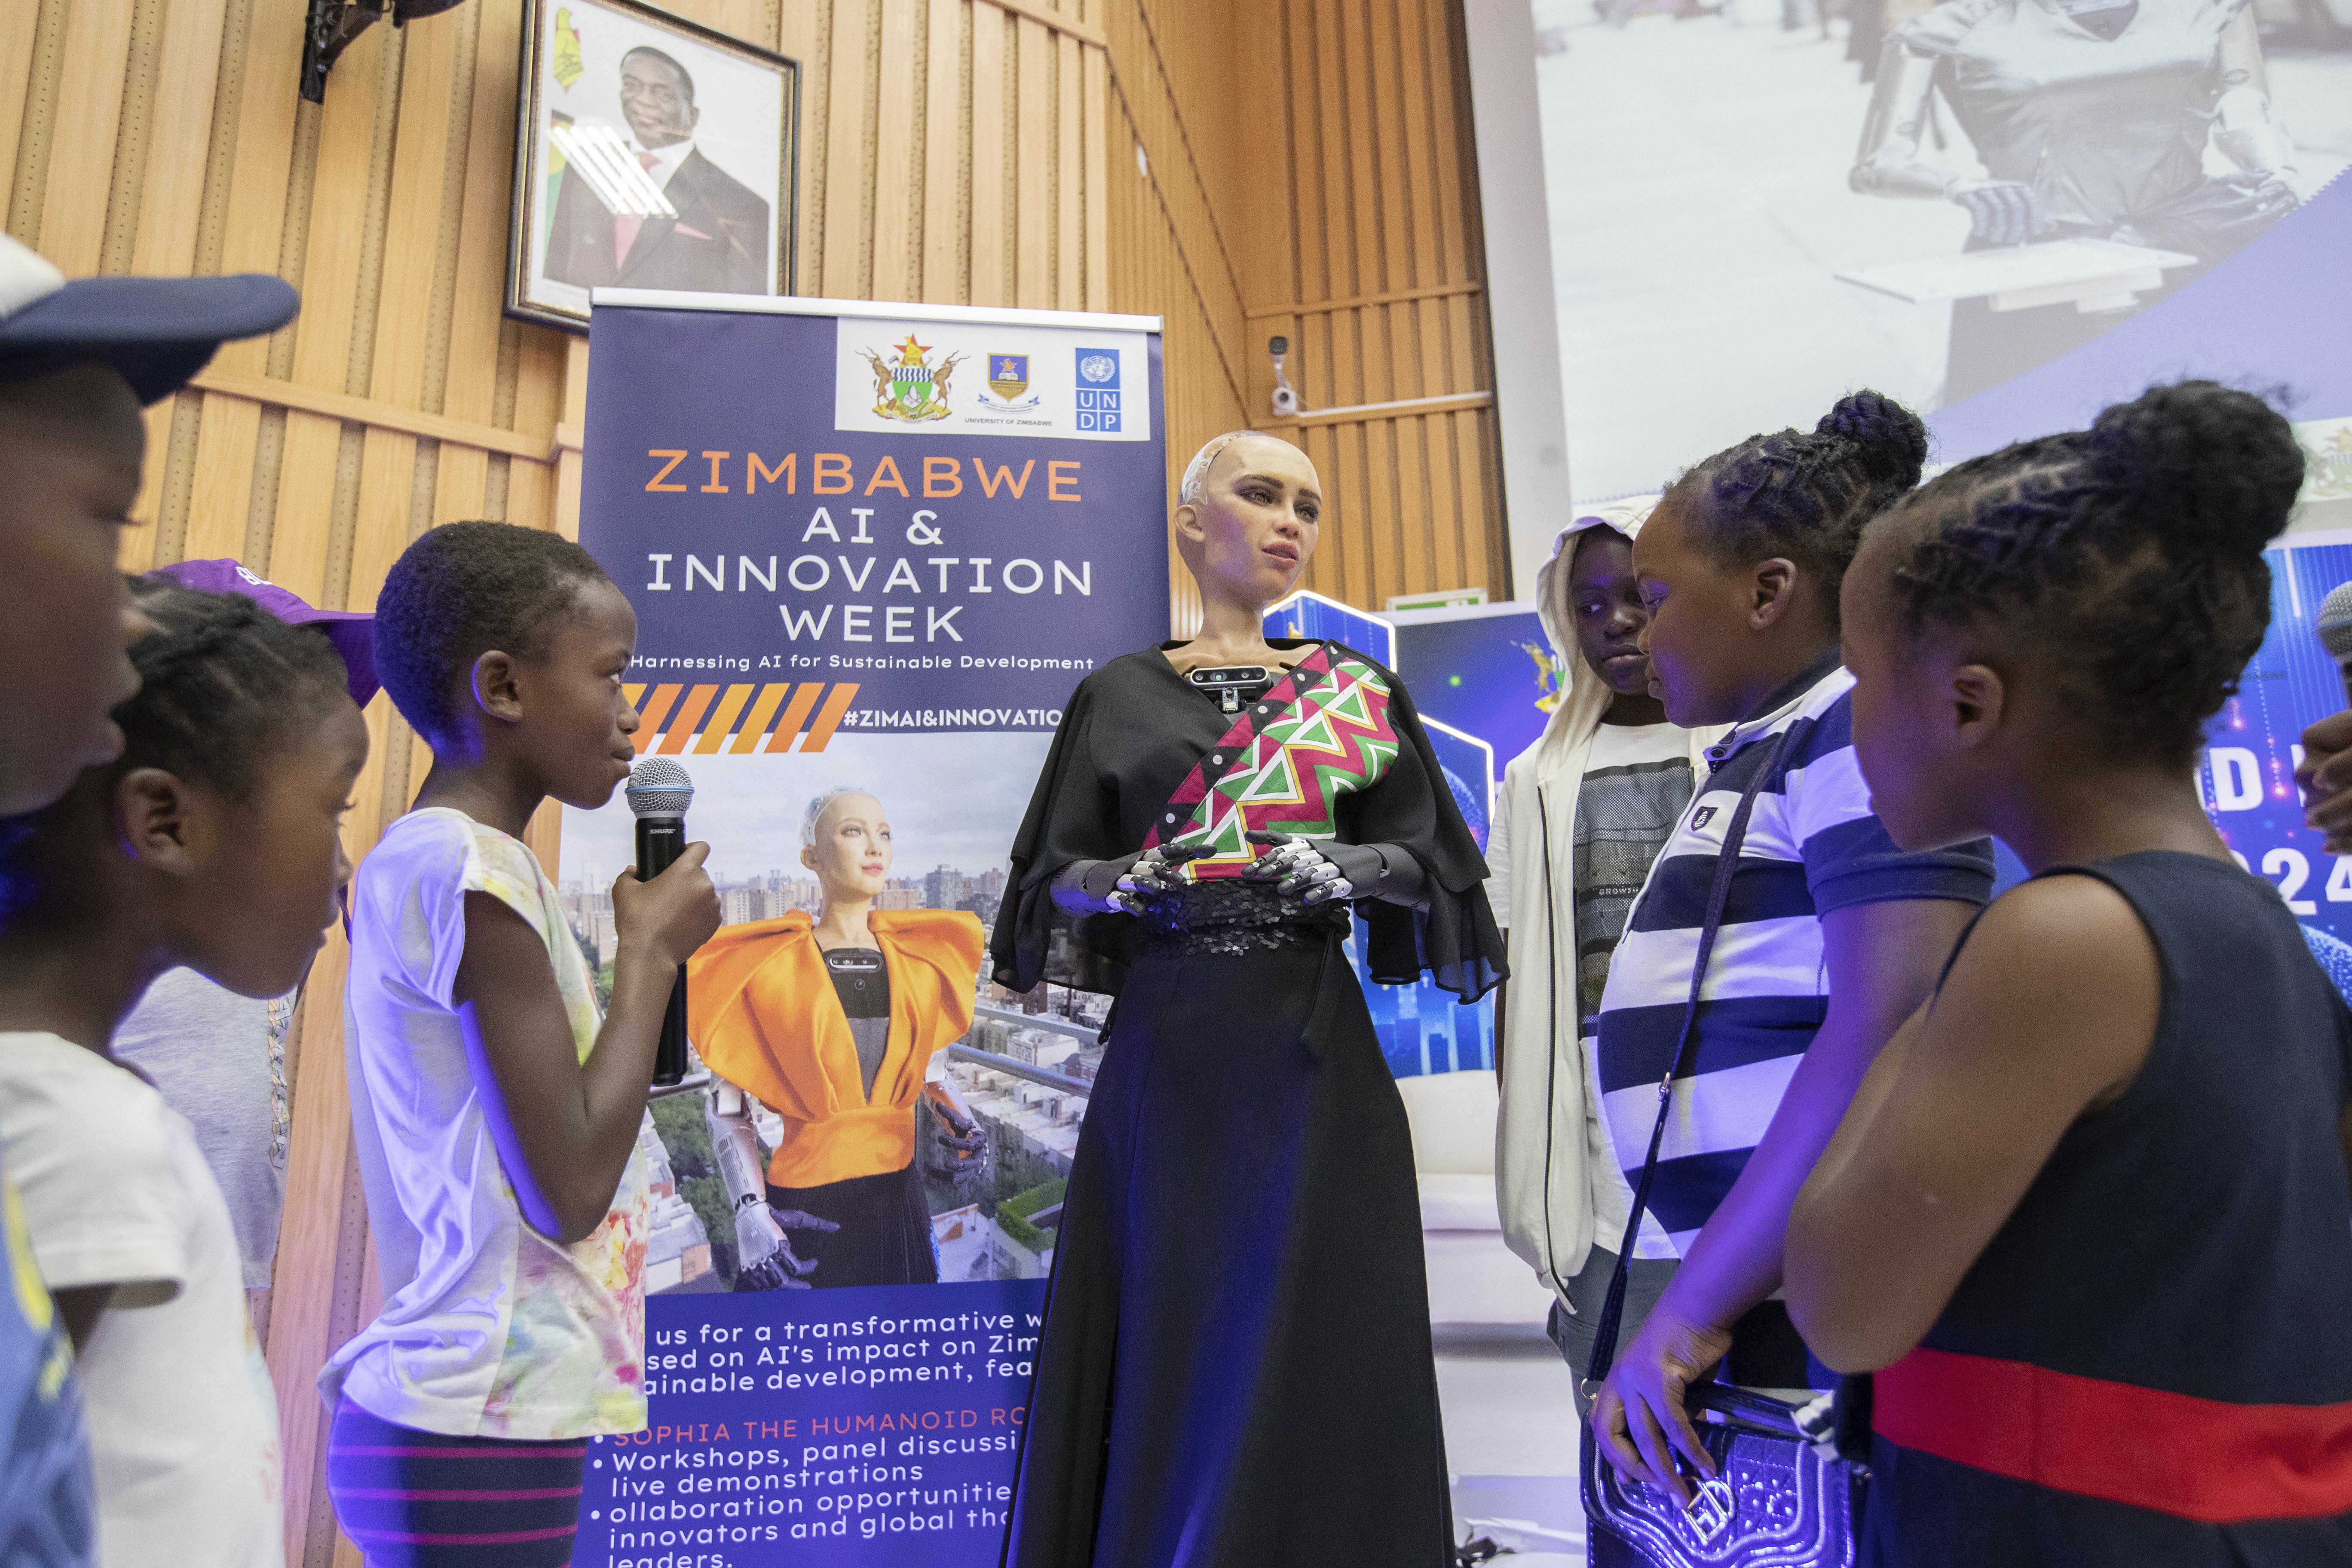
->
[560, 292, 1164, 1566]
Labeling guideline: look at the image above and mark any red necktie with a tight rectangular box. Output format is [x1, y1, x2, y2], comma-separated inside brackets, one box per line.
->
[615, 151, 660, 269]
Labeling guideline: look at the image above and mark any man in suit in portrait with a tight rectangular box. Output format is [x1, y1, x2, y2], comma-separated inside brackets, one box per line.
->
[544, 44, 772, 295]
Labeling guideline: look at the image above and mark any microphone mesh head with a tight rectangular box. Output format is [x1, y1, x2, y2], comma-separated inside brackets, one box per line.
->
[626, 756, 694, 817]
[2322, 583, 2352, 659]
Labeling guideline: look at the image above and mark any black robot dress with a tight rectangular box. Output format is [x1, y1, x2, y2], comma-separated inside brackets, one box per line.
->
[992, 641, 1504, 1568]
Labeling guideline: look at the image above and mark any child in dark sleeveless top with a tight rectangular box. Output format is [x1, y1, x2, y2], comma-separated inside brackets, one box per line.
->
[1787, 382, 2352, 1565]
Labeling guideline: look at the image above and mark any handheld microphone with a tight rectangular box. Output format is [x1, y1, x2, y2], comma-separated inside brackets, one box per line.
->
[2321, 584, 2352, 708]
[626, 757, 695, 1087]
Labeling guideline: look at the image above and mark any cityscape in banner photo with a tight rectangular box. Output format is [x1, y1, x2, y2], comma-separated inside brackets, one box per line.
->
[559, 738, 1102, 1305]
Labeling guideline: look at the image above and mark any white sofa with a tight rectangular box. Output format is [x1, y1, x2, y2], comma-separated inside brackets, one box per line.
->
[1395, 1069, 1558, 1327]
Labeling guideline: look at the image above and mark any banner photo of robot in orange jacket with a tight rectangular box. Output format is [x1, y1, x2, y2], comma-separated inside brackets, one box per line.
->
[559, 292, 1167, 1565]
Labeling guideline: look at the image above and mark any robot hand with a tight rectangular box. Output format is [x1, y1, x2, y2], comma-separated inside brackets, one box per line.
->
[732, 1202, 837, 1292]
[1949, 180, 2055, 247]
[1049, 845, 1207, 917]
[1240, 832, 1355, 905]
[1108, 845, 1200, 914]
[920, 1091, 991, 1202]
[707, 1079, 837, 1290]
[921, 1058, 992, 1201]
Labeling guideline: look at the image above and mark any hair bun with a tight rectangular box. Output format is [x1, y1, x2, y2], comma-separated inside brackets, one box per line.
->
[1816, 389, 1928, 491]
[2089, 381, 2303, 559]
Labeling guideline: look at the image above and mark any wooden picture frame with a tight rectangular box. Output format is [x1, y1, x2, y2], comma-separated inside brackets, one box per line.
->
[508, 0, 799, 332]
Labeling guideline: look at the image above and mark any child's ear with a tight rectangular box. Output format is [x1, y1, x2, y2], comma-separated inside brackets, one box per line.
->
[471, 650, 526, 724]
[1749, 557, 1799, 629]
[114, 767, 201, 876]
[1949, 663, 2006, 746]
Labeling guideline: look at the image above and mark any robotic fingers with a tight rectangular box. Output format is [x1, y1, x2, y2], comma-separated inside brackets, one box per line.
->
[922, 1055, 992, 1202]
[704, 1080, 835, 1291]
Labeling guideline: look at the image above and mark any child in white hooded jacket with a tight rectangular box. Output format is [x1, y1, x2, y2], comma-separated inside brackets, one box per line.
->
[1488, 503, 1720, 1411]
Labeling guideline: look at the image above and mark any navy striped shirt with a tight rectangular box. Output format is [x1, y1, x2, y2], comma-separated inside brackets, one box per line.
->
[1594, 657, 1994, 1254]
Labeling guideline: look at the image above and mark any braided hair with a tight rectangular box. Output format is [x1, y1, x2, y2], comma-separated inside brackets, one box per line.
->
[0, 582, 352, 923]
[1665, 390, 1928, 628]
[374, 521, 613, 749]
[1877, 381, 2303, 767]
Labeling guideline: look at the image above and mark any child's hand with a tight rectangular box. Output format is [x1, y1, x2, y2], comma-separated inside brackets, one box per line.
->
[610, 844, 721, 970]
[2300, 710, 2352, 854]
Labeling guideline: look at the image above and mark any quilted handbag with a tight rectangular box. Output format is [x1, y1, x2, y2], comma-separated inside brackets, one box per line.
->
[1578, 730, 1867, 1565]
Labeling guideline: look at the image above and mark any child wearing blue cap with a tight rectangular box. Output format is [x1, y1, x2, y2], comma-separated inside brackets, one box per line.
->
[0, 234, 297, 1568]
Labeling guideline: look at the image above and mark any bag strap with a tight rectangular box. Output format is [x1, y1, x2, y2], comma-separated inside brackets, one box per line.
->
[1583, 726, 1788, 1389]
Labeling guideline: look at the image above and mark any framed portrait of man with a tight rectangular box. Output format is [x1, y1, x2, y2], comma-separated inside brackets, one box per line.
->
[508, 0, 798, 331]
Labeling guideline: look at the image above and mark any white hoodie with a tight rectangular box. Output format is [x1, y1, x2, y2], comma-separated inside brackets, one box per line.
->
[1488, 502, 1721, 1306]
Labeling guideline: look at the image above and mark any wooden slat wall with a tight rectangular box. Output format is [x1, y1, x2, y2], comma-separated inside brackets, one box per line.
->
[1099, 0, 1505, 629]
[5, 0, 1497, 1559]
[1234, 0, 1506, 611]
[2, 1, 1111, 1562]
[1100, 0, 1249, 635]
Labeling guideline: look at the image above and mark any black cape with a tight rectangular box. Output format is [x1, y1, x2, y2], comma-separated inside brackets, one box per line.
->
[992, 643, 1505, 1568]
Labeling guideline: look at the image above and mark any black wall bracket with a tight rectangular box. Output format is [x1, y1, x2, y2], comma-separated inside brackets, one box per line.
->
[301, 0, 466, 103]
[300, 0, 388, 104]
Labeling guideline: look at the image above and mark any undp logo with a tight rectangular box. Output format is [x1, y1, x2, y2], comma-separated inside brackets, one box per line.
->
[1075, 348, 1121, 431]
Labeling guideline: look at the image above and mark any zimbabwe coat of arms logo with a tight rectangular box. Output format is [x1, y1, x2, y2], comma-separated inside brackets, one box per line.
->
[859, 334, 964, 423]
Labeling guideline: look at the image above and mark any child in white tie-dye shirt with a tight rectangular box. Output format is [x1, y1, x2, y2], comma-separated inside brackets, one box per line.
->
[322, 523, 717, 1568]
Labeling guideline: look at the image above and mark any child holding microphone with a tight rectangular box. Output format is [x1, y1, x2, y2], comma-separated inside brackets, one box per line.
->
[322, 522, 717, 1568]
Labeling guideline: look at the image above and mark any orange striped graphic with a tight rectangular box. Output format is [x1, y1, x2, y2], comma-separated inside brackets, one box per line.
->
[730, 683, 790, 754]
[632, 684, 684, 754]
[616, 680, 863, 754]
[657, 684, 721, 755]
[765, 683, 825, 752]
[693, 685, 756, 755]
[802, 683, 860, 752]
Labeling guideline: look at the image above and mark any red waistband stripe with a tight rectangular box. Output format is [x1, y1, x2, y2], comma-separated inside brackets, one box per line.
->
[622, 682, 860, 755]
[330, 1444, 589, 1460]
[1876, 1347, 2352, 1523]
[332, 1486, 584, 1501]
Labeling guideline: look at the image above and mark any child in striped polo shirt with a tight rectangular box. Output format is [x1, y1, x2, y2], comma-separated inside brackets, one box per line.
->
[1583, 392, 1995, 1504]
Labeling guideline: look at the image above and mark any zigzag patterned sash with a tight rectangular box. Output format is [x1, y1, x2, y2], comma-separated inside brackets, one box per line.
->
[1143, 643, 1400, 881]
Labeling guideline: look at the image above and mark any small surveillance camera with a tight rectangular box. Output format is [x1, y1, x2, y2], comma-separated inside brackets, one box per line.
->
[1269, 336, 1300, 420]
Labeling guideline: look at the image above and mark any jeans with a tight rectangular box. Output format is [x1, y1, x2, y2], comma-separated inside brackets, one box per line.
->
[1546, 1243, 1679, 1418]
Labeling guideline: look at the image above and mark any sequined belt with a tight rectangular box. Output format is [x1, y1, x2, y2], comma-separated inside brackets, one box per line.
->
[1136, 879, 1351, 959]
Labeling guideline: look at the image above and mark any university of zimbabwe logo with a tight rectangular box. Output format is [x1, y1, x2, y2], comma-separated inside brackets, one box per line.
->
[858, 334, 963, 423]
[980, 352, 1042, 412]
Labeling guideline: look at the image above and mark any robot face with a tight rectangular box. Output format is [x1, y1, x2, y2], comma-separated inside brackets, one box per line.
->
[803, 792, 894, 899]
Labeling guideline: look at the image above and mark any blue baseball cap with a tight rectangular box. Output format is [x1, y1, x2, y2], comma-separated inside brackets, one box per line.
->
[0, 233, 299, 405]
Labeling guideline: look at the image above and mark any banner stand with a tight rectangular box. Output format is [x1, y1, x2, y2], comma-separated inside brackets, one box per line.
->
[563, 291, 1164, 1566]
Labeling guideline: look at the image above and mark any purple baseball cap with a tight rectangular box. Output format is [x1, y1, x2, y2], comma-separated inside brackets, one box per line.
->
[144, 558, 378, 709]
[0, 233, 298, 405]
